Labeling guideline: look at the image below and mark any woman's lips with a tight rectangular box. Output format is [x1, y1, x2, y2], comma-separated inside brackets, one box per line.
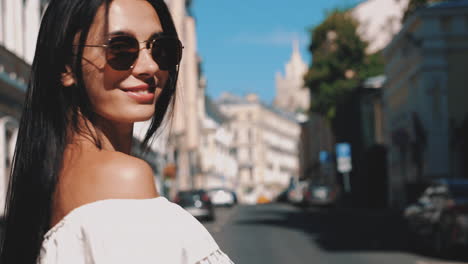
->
[120, 84, 155, 104]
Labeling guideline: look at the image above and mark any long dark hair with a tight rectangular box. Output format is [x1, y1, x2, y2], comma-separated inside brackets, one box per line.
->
[0, 0, 180, 263]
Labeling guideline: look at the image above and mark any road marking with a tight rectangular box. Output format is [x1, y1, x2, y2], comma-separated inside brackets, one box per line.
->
[416, 261, 468, 264]
[212, 206, 238, 233]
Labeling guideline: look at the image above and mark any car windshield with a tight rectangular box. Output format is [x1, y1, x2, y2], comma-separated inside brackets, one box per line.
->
[449, 184, 468, 198]
[178, 190, 203, 201]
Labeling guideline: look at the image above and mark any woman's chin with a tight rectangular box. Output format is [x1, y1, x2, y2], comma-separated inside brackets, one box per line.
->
[125, 112, 155, 123]
[103, 108, 155, 124]
[132, 114, 155, 122]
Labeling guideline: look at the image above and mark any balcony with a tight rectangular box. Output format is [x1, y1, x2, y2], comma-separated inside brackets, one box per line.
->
[0, 44, 29, 119]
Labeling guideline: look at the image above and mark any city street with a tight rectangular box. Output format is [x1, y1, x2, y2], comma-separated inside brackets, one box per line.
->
[203, 203, 468, 264]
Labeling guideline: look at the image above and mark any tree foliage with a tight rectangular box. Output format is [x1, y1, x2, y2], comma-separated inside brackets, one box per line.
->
[304, 9, 383, 120]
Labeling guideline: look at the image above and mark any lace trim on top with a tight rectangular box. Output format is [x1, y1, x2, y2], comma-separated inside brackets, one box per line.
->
[196, 249, 234, 264]
[43, 197, 164, 241]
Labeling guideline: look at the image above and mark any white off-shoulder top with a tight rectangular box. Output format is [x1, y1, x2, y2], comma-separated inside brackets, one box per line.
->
[38, 197, 234, 264]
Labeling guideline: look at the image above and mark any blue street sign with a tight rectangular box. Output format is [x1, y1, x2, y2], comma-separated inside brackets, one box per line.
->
[319, 151, 329, 163]
[336, 143, 351, 159]
[336, 143, 352, 174]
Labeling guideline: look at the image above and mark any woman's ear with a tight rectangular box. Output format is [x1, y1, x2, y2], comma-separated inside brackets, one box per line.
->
[61, 65, 76, 87]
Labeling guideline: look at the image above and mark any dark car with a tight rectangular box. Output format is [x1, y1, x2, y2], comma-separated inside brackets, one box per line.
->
[404, 178, 468, 255]
[303, 183, 340, 207]
[174, 189, 215, 221]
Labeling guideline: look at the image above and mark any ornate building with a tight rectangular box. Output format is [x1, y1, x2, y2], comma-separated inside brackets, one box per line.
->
[383, 0, 468, 207]
[198, 96, 238, 190]
[218, 93, 301, 203]
[274, 41, 309, 113]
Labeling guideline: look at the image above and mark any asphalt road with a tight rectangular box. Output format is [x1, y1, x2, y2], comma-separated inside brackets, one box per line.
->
[203, 203, 468, 264]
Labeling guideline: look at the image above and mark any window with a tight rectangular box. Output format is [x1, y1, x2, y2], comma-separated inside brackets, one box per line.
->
[248, 129, 253, 143]
[280, 166, 289, 174]
[229, 147, 237, 157]
[441, 16, 452, 33]
[465, 15, 468, 32]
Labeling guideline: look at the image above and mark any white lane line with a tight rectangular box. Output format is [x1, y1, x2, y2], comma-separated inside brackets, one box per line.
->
[416, 261, 468, 264]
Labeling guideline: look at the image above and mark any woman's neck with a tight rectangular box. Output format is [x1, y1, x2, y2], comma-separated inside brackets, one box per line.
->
[72, 115, 134, 154]
[95, 116, 133, 154]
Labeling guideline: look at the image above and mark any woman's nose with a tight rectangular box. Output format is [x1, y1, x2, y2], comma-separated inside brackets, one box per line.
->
[131, 48, 159, 77]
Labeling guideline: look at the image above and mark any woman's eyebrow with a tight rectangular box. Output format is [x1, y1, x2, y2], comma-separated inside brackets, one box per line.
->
[149, 31, 164, 39]
[106, 31, 164, 40]
[107, 30, 133, 37]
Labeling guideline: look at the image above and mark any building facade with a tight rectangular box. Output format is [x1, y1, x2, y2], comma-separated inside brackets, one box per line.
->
[217, 93, 301, 203]
[383, 0, 468, 207]
[164, 0, 204, 193]
[0, 0, 46, 216]
[197, 96, 238, 190]
[299, 113, 335, 182]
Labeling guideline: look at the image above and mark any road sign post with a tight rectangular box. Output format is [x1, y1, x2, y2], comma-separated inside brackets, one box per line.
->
[343, 172, 351, 193]
[336, 143, 352, 193]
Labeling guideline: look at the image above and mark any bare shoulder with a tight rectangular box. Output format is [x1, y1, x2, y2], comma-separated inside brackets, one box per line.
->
[67, 151, 158, 205]
[88, 151, 158, 199]
[52, 148, 159, 226]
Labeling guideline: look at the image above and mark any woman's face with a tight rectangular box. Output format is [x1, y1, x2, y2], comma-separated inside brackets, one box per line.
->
[79, 0, 168, 124]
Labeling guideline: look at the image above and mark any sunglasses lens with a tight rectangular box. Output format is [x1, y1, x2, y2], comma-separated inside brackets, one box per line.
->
[151, 38, 182, 71]
[106, 36, 139, 70]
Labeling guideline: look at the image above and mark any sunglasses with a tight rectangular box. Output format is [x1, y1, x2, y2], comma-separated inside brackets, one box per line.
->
[78, 35, 183, 71]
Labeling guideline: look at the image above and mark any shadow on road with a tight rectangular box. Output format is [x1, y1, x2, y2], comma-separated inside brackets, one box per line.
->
[234, 203, 468, 262]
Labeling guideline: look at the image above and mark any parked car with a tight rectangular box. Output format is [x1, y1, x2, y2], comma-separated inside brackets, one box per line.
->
[207, 188, 237, 207]
[303, 183, 340, 207]
[276, 181, 298, 203]
[287, 181, 307, 205]
[404, 178, 468, 255]
[276, 188, 290, 203]
[174, 189, 215, 221]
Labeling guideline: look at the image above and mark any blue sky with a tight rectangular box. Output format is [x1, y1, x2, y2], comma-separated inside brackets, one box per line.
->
[192, 0, 363, 103]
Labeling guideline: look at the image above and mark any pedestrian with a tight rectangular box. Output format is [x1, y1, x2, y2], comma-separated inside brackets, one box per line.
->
[0, 0, 233, 263]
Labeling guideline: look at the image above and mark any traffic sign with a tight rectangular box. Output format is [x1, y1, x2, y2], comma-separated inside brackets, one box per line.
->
[319, 151, 330, 163]
[336, 143, 351, 158]
[336, 143, 352, 173]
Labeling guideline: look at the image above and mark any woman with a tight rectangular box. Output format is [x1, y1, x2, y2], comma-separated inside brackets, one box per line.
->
[0, 0, 233, 263]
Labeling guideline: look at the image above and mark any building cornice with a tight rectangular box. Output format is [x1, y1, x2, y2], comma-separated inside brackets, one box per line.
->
[384, 3, 468, 57]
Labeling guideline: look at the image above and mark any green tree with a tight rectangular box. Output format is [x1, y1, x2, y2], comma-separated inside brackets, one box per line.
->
[304, 9, 382, 121]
